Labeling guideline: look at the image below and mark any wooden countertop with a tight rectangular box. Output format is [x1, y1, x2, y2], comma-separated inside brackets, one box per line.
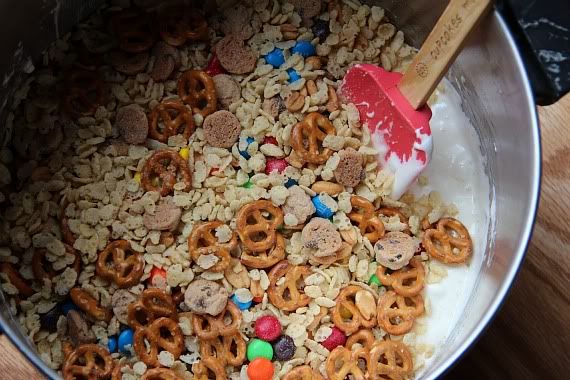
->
[1, 94, 568, 379]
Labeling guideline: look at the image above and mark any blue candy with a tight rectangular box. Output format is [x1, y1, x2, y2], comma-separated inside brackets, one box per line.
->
[312, 195, 334, 218]
[61, 300, 79, 315]
[118, 328, 134, 354]
[239, 136, 255, 159]
[291, 40, 316, 58]
[230, 294, 252, 310]
[284, 178, 298, 188]
[287, 68, 301, 83]
[107, 336, 118, 353]
[265, 48, 285, 68]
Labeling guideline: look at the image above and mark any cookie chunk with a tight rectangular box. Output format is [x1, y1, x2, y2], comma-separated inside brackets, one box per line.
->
[184, 279, 228, 316]
[110, 51, 149, 75]
[302, 217, 342, 257]
[288, 0, 322, 19]
[374, 231, 418, 270]
[334, 148, 363, 187]
[143, 203, 182, 231]
[283, 185, 315, 224]
[215, 35, 257, 75]
[221, 4, 254, 40]
[67, 310, 96, 346]
[203, 110, 241, 148]
[150, 42, 180, 82]
[111, 289, 137, 325]
[116, 104, 149, 145]
[213, 74, 241, 109]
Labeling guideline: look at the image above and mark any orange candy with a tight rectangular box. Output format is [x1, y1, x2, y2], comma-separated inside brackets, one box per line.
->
[247, 358, 274, 380]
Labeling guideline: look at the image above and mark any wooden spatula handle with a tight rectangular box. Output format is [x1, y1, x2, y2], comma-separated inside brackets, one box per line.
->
[398, 0, 493, 109]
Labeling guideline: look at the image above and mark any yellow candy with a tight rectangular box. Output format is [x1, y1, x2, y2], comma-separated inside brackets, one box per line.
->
[179, 147, 190, 160]
[134, 173, 142, 183]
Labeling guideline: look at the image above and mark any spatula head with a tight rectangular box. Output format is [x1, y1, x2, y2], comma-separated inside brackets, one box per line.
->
[338, 64, 433, 199]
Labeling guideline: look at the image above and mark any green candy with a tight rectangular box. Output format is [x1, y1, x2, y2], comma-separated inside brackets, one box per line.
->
[242, 180, 253, 189]
[368, 274, 381, 286]
[247, 338, 273, 361]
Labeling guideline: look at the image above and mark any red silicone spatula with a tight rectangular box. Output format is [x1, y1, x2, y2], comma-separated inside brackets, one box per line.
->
[339, 0, 492, 199]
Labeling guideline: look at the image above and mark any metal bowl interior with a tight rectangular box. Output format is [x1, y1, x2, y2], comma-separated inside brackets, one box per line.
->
[0, 1, 540, 379]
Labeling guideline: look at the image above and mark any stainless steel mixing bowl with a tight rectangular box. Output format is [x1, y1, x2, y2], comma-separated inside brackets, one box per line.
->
[1, 0, 565, 378]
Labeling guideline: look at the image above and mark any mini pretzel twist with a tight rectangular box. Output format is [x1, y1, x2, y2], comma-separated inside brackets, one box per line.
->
[128, 288, 178, 330]
[134, 317, 184, 367]
[199, 332, 246, 367]
[192, 357, 226, 380]
[0, 262, 34, 298]
[290, 112, 336, 164]
[377, 290, 424, 335]
[378, 207, 411, 235]
[283, 365, 324, 380]
[111, 10, 155, 53]
[331, 285, 377, 334]
[96, 240, 144, 288]
[141, 368, 183, 380]
[267, 260, 311, 312]
[348, 196, 385, 243]
[111, 364, 129, 380]
[423, 218, 472, 264]
[236, 200, 283, 252]
[325, 346, 367, 380]
[62, 344, 113, 380]
[62, 70, 106, 117]
[70, 288, 112, 322]
[240, 232, 285, 269]
[376, 257, 425, 297]
[192, 301, 242, 340]
[368, 341, 414, 379]
[188, 221, 238, 272]
[148, 100, 195, 143]
[177, 70, 217, 117]
[159, 6, 208, 46]
[345, 329, 375, 351]
[141, 149, 192, 196]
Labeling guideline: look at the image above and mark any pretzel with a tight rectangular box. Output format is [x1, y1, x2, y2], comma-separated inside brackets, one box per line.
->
[32, 246, 81, 284]
[331, 285, 376, 334]
[290, 112, 336, 164]
[378, 207, 411, 235]
[423, 217, 472, 264]
[61, 215, 76, 246]
[62, 70, 106, 117]
[377, 290, 424, 335]
[192, 357, 226, 380]
[325, 346, 366, 380]
[141, 149, 192, 196]
[148, 99, 195, 143]
[240, 232, 285, 269]
[368, 341, 413, 379]
[111, 364, 129, 380]
[345, 329, 375, 351]
[283, 365, 324, 380]
[70, 288, 112, 322]
[96, 240, 144, 288]
[235, 200, 283, 252]
[62, 344, 113, 380]
[267, 261, 311, 312]
[0, 262, 34, 298]
[376, 257, 425, 297]
[142, 368, 183, 380]
[111, 10, 155, 53]
[192, 300, 242, 340]
[177, 70, 217, 117]
[188, 221, 238, 272]
[128, 288, 178, 330]
[199, 332, 246, 367]
[348, 196, 385, 243]
[134, 317, 184, 367]
[159, 6, 208, 46]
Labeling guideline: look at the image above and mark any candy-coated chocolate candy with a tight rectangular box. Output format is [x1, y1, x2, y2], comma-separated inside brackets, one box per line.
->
[241, 180, 254, 189]
[148, 266, 167, 288]
[254, 315, 282, 341]
[312, 195, 334, 218]
[205, 54, 225, 76]
[265, 158, 288, 175]
[265, 48, 285, 68]
[272, 335, 296, 361]
[61, 299, 79, 315]
[291, 40, 316, 58]
[287, 68, 301, 83]
[107, 336, 118, 353]
[247, 338, 274, 361]
[179, 147, 190, 160]
[321, 326, 347, 351]
[247, 358, 274, 380]
[230, 294, 252, 310]
[239, 136, 255, 159]
[312, 19, 330, 42]
[118, 328, 134, 354]
[262, 136, 278, 146]
[368, 273, 382, 286]
[284, 178, 298, 188]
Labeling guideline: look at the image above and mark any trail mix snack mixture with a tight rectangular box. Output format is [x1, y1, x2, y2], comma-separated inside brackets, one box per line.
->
[0, 0, 473, 379]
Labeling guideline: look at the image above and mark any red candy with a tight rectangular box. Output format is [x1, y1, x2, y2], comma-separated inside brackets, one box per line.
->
[264, 157, 288, 175]
[321, 326, 347, 351]
[262, 136, 278, 145]
[253, 296, 263, 303]
[205, 54, 225, 76]
[254, 315, 282, 341]
[247, 358, 274, 380]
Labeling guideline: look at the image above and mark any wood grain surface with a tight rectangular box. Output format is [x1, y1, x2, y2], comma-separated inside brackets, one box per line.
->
[0, 94, 568, 379]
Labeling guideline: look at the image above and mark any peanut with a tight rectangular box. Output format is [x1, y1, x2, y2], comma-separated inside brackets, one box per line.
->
[286, 92, 305, 112]
[355, 289, 376, 320]
[340, 228, 358, 246]
[306, 80, 318, 96]
[311, 181, 344, 196]
[305, 56, 322, 70]
[280, 23, 299, 40]
[326, 85, 340, 112]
